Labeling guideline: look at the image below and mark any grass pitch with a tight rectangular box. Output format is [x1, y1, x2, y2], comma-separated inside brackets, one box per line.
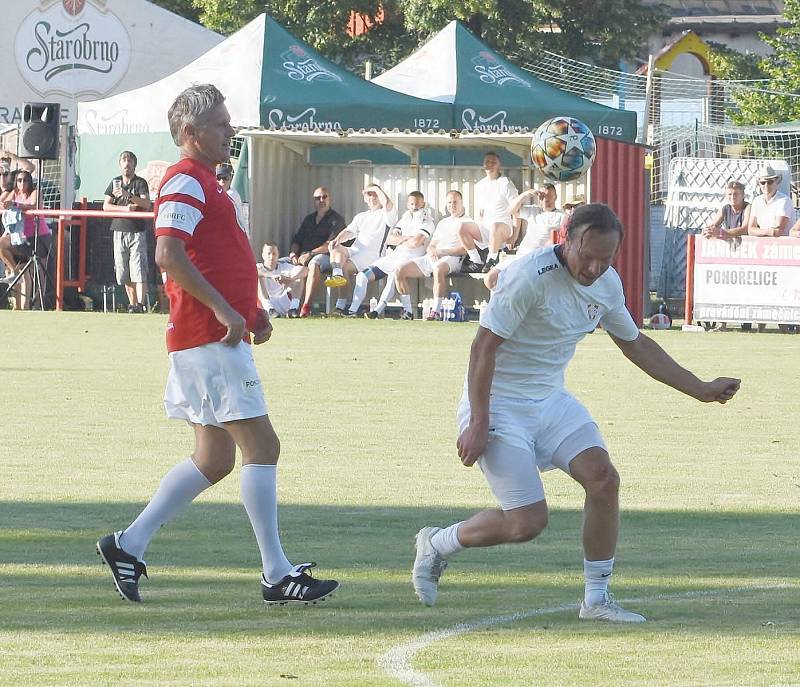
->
[1, 311, 798, 686]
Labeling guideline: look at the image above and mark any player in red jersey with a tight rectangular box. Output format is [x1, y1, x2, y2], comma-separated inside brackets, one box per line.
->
[96, 84, 339, 606]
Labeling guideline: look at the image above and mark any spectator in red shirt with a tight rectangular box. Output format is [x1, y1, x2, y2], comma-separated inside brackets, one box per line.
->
[96, 83, 338, 606]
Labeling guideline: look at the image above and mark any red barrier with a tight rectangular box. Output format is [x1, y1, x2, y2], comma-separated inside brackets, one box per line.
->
[25, 200, 155, 311]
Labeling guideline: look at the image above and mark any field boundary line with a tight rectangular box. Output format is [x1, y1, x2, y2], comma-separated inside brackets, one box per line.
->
[377, 583, 794, 687]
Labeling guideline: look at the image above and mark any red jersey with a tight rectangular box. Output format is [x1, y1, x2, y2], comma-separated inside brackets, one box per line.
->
[154, 157, 258, 353]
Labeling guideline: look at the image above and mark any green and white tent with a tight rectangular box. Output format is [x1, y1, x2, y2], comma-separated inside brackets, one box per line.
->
[75, 14, 450, 199]
[373, 20, 637, 143]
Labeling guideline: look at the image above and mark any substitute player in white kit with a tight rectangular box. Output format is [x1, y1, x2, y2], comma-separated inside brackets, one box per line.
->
[394, 190, 476, 320]
[96, 84, 338, 606]
[459, 152, 519, 273]
[412, 203, 740, 620]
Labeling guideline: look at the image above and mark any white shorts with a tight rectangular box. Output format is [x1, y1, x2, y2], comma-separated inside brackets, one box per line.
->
[266, 292, 291, 315]
[372, 249, 424, 275]
[457, 389, 606, 510]
[347, 244, 380, 272]
[477, 214, 513, 248]
[412, 254, 463, 277]
[164, 341, 268, 427]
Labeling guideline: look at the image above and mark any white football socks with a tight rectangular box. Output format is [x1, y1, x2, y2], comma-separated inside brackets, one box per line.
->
[488, 251, 499, 261]
[335, 298, 347, 310]
[240, 464, 293, 584]
[583, 557, 614, 606]
[430, 522, 465, 558]
[119, 458, 212, 561]
[467, 248, 481, 263]
[399, 293, 413, 313]
[432, 296, 443, 312]
[350, 272, 369, 313]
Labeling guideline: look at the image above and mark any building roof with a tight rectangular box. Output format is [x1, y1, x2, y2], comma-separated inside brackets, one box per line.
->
[643, 0, 787, 31]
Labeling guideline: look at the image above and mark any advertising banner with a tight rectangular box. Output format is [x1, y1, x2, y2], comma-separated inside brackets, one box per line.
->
[2, 0, 221, 125]
[693, 235, 800, 324]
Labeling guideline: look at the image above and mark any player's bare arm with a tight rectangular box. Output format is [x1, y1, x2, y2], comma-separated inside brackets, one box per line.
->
[609, 331, 741, 403]
[457, 326, 505, 466]
[369, 184, 394, 212]
[156, 235, 245, 345]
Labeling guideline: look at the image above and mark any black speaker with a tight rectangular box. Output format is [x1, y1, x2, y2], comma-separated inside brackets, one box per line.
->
[19, 102, 61, 159]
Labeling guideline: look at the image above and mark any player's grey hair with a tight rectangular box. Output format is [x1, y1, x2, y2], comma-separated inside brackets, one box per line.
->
[566, 203, 624, 241]
[167, 84, 226, 146]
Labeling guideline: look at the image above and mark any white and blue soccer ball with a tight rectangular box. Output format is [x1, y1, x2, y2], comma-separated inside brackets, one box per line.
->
[530, 116, 597, 182]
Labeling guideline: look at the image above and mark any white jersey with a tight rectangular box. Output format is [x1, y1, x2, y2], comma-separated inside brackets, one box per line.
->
[431, 213, 474, 250]
[256, 260, 301, 301]
[348, 206, 399, 254]
[750, 191, 794, 234]
[479, 246, 639, 400]
[517, 206, 566, 255]
[475, 176, 518, 225]
[391, 207, 434, 261]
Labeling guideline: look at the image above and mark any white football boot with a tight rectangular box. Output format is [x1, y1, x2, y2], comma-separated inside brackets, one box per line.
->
[412, 526, 448, 606]
[579, 593, 646, 623]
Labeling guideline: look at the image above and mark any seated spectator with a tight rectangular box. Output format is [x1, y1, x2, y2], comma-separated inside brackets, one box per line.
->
[394, 190, 475, 321]
[356, 191, 434, 318]
[481, 186, 567, 290]
[324, 184, 397, 315]
[256, 242, 307, 317]
[459, 152, 519, 273]
[0, 151, 34, 196]
[295, 187, 347, 317]
[215, 163, 249, 237]
[103, 151, 152, 313]
[747, 164, 792, 237]
[0, 169, 51, 309]
[702, 180, 750, 240]
[513, 184, 565, 254]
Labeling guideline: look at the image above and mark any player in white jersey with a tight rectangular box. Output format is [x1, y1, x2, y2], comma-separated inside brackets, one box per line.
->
[324, 184, 397, 313]
[412, 203, 741, 621]
[459, 152, 519, 274]
[356, 191, 434, 318]
[394, 190, 475, 320]
[256, 242, 307, 316]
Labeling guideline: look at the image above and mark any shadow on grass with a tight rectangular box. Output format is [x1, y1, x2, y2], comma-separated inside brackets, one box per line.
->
[1, 501, 797, 636]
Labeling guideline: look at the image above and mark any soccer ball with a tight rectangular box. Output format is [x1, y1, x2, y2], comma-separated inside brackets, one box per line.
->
[530, 117, 597, 182]
[649, 312, 672, 330]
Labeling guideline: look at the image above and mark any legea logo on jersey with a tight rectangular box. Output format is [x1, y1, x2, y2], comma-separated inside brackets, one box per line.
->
[461, 108, 509, 132]
[15, 0, 132, 98]
[471, 52, 529, 88]
[587, 303, 600, 320]
[281, 45, 342, 83]
[266, 106, 342, 131]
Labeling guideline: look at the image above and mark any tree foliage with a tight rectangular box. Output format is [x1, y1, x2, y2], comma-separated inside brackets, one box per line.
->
[716, 0, 800, 126]
[153, 0, 665, 73]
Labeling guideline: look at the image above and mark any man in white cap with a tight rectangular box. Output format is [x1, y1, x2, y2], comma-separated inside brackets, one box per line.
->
[747, 164, 793, 237]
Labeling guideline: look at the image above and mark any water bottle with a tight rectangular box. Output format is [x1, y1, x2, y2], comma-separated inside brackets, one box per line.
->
[369, 297, 378, 312]
[442, 298, 454, 322]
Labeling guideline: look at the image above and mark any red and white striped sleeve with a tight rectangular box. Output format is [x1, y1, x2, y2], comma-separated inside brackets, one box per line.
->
[154, 172, 206, 241]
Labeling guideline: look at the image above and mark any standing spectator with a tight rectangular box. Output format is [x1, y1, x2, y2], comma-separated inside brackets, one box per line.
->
[324, 184, 397, 315]
[703, 180, 751, 240]
[96, 83, 338, 605]
[747, 164, 793, 237]
[103, 151, 152, 313]
[215, 163, 249, 238]
[394, 190, 474, 320]
[0, 170, 51, 309]
[295, 187, 346, 317]
[459, 152, 518, 273]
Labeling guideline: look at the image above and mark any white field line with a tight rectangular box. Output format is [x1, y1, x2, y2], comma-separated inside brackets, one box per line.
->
[377, 584, 794, 687]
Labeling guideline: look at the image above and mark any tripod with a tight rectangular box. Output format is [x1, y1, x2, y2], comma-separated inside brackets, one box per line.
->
[4, 159, 49, 310]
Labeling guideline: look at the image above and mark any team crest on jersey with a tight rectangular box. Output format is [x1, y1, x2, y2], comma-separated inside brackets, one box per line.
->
[587, 303, 600, 320]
